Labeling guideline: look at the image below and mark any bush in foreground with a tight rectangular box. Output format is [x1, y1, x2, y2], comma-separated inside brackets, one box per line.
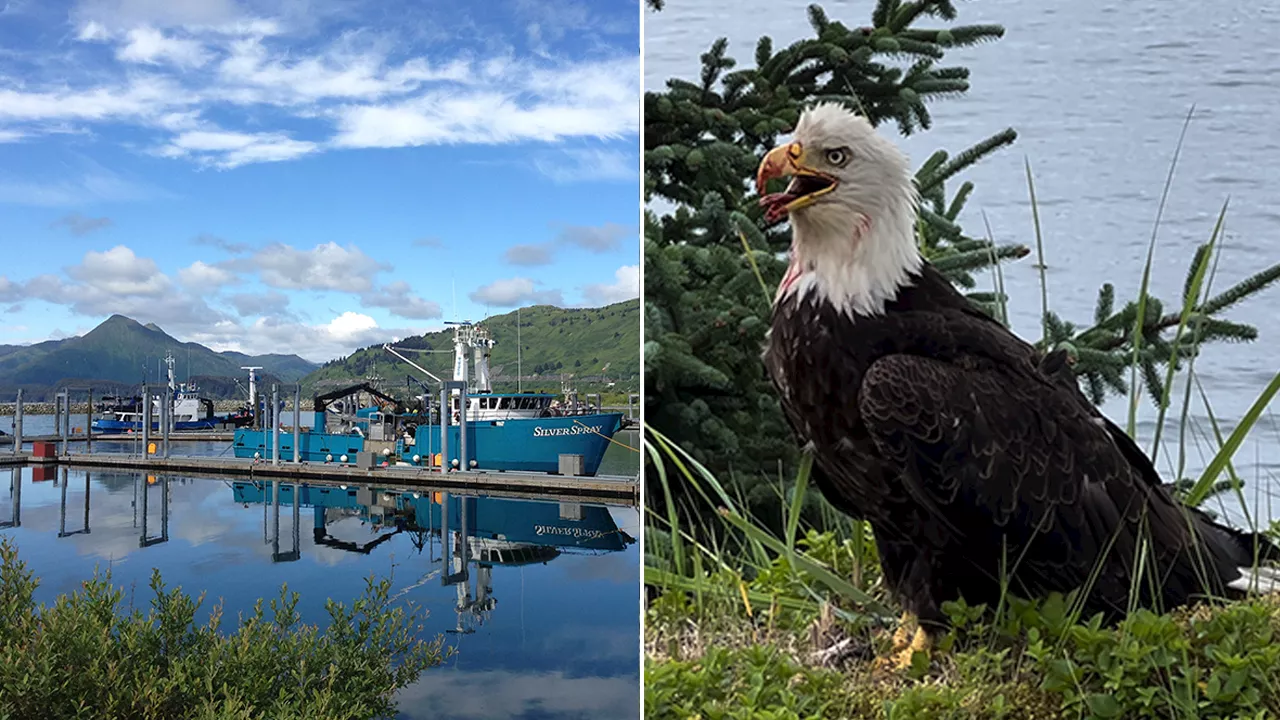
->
[0, 538, 451, 720]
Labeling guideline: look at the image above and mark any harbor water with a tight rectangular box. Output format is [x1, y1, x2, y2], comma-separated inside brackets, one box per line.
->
[0, 429, 641, 720]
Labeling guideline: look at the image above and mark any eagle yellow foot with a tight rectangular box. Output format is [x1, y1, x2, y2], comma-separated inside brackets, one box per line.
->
[873, 613, 933, 672]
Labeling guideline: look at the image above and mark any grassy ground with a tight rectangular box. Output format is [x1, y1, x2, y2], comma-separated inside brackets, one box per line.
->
[645, 524, 1280, 720]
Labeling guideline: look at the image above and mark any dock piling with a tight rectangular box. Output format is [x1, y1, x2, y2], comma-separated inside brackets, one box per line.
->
[272, 385, 280, 467]
[293, 385, 301, 464]
[459, 384, 469, 471]
[12, 390, 21, 456]
[439, 385, 448, 474]
[141, 388, 151, 458]
[63, 392, 71, 454]
[56, 391, 67, 456]
[161, 393, 171, 459]
[86, 388, 93, 454]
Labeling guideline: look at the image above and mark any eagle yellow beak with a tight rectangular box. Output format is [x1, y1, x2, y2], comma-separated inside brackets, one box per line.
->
[755, 141, 838, 214]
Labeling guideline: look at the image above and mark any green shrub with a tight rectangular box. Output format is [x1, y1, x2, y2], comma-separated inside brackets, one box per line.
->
[0, 538, 451, 720]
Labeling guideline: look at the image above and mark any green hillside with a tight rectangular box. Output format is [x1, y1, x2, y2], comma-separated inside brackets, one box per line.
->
[0, 315, 317, 401]
[303, 299, 640, 400]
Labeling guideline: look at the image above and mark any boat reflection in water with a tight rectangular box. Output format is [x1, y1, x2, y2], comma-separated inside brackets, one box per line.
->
[230, 481, 636, 633]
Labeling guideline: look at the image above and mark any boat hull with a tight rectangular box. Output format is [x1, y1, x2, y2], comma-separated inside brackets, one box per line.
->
[91, 418, 223, 433]
[231, 412, 624, 476]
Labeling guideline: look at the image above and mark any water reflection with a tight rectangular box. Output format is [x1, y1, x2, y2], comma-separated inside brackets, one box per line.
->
[232, 482, 637, 636]
[0, 466, 641, 720]
[1, 468, 17, 529]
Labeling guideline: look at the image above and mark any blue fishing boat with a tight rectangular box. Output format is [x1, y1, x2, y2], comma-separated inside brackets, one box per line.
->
[232, 322, 624, 476]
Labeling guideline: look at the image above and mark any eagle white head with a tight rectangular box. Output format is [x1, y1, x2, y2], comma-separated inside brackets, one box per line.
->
[756, 102, 922, 317]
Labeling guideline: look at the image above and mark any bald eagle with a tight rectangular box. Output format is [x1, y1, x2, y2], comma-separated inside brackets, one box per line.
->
[757, 103, 1280, 669]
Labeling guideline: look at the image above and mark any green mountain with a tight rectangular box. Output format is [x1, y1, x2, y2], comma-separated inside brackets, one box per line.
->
[0, 315, 318, 401]
[303, 299, 640, 399]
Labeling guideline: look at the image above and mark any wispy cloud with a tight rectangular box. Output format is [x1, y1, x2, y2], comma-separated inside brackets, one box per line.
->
[501, 222, 634, 267]
[51, 212, 113, 235]
[0, 162, 169, 206]
[469, 276, 563, 307]
[532, 147, 636, 183]
[0, 5, 639, 169]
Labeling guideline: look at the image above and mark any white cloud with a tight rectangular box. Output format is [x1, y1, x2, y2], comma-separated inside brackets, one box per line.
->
[67, 245, 169, 296]
[581, 264, 638, 306]
[0, 10, 638, 169]
[330, 56, 639, 148]
[469, 277, 563, 307]
[177, 260, 236, 288]
[0, 243, 429, 362]
[398, 670, 637, 720]
[157, 129, 318, 168]
[361, 281, 442, 320]
[118, 26, 211, 67]
[325, 311, 377, 340]
[0, 76, 190, 123]
[191, 312, 424, 362]
[244, 242, 387, 292]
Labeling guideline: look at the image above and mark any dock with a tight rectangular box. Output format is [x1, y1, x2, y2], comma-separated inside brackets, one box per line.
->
[0, 451, 638, 505]
[0, 431, 234, 446]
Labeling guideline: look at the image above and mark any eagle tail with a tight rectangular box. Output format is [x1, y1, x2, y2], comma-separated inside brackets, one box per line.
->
[1227, 562, 1280, 594]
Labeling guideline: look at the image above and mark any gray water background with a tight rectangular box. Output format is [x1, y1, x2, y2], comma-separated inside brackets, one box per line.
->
[645, 0, 1280, 524]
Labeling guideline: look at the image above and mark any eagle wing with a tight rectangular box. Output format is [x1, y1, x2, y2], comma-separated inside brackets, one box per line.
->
[856, 340, 1200, 596]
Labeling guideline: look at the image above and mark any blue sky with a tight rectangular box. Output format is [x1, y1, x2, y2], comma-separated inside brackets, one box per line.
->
[0, 0, 639, 362]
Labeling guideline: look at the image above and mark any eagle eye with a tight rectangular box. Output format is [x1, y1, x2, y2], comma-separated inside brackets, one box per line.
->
[824, 148, 849, 167]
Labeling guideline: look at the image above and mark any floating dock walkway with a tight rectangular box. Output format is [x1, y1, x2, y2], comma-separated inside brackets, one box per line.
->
[1, 451, 637, 505]
[0, 431, 233, 446]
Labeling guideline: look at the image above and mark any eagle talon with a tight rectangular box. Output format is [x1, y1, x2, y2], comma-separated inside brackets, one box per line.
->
[873, 621, 932, 672]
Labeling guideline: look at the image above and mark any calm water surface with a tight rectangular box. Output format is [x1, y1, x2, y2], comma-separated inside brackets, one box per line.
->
[646, 0, 1280, 523]
[0, 430, 641, 719]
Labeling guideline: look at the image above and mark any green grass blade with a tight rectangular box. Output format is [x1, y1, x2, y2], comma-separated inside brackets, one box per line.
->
[1185, 371, 1280, 507]
[784, 449, 813, 553]
[1023, 157, 1049, 343]
[717, 507, 893, 617]
[1127, 105, 1196, 437]
[1150, 199, 1228, 463]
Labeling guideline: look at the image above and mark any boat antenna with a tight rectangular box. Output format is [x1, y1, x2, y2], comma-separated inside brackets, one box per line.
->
[451, 276, 457, 321]
[517, 305, 522, 393]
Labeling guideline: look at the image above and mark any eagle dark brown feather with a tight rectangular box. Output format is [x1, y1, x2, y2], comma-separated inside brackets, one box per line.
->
[765, 263, 1278, 628]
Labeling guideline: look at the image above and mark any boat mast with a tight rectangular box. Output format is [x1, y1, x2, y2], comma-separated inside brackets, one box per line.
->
[164, 352, 176, 393]
[473, 325, 493, 394]
[451, 323, 470, 392]
[241, 366, 262, 414]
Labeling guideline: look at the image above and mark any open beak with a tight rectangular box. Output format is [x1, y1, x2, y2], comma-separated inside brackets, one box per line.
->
[755, 141, 838, 224]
